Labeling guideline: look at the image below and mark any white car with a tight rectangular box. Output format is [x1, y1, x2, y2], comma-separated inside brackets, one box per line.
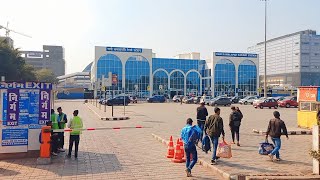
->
[239, 96, 259, 105]
[201, 96, 213, 105]
[172, 95, 183, 102]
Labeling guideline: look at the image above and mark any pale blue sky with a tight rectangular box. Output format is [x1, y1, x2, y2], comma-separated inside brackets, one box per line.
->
[1, 0, 319, 73]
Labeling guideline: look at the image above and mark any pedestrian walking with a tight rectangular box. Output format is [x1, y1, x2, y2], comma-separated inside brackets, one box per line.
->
[229, 106, 242, 146]
[57, 107, 67, 152]
[180, 95, 183, 105]
[196, 101, 208, 140]
[265, 111, 289, 161]
[181, 118, 201, 177]
[204, 107, 225, 165]
[67, 110, 83, 159]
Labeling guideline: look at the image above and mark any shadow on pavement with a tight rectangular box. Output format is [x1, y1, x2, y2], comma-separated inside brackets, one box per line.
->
[0, 151, 122, 177]
[0, 167, 20, 176]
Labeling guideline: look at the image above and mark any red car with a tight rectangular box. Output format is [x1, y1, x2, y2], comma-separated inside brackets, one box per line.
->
[253, 98, 278, 109]
[278, 96, 298, 108]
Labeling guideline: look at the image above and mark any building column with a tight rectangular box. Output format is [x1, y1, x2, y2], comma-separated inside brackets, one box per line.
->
[184, 75, 187, 96]
[149, 65, 153, 97]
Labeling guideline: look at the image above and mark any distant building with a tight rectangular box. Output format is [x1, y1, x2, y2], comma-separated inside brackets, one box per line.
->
[248, 30, 320, 87]
[21, 45, 66, 76]
[0, 36, 14, 48]
[174, 52, 200, 60]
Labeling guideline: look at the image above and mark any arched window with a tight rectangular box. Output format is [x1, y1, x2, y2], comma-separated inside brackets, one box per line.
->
[238, 60, 257, 96]
[153, 70, 169, 95]
[186, 71, 201, 96]
[125, 56, 150, 97]
[214, 59, 236, 96]
[170, 71, 185, 93]
[96, 54, 122, 90]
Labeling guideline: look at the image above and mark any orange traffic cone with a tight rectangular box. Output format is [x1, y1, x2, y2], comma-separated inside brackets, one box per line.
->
[172, 139, 183, 163]
[166, 136, 175, 158]
[179, 138, 186, 162]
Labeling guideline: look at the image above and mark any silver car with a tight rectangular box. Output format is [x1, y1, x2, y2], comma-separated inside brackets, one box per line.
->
[239, 96, 259, 105]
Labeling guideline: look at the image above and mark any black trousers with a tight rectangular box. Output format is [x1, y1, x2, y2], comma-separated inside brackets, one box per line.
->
[58, 132, 64, 149]
[231, 126, 240, 142]
[68, 135, 80, 157]
[51, 134, 59, 153]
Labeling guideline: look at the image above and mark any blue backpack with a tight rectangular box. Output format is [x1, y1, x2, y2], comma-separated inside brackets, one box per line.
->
[202, 135, 211, 153]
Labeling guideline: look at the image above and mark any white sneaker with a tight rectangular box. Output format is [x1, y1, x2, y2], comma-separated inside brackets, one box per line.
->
[268, 154, 274, 161]
[51, 152, 58, 156]
[58, 148, 65, 152]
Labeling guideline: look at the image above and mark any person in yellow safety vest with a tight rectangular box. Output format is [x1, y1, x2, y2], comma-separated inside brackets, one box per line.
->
[57, 107, 68, 152]
[67, 110, 83, 159]
[51, 109, 59, 130]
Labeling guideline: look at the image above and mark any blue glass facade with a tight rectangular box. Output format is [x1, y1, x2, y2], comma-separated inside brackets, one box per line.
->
[152, 58, 206, 96]
[238, 60, 257, 95]
[94, 50, 258, 98]
[96, 54, 122, 90]
[125, 56, 150, 97]
[214, 59, 236, 96]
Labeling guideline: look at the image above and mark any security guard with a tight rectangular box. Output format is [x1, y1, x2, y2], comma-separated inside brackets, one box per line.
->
[57, 107, 67, 151]
[67, 110, 83, 159]
[51, 109, 59, 130]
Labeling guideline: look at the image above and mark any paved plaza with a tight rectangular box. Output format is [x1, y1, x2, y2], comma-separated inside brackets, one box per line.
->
[0, 100, 316, 179]
[0, 100, 221, 180]
[86, 100, 314, 178]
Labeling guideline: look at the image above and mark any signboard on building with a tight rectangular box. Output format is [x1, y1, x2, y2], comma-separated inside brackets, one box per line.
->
[215, 52, 258, 58]
[298, 87, 318, 102]
[106, 47, 142, 53]
[0, 82, 52, 151]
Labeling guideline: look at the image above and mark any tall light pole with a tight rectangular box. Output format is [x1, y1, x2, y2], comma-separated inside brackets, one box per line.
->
[263, 0, 268, 98]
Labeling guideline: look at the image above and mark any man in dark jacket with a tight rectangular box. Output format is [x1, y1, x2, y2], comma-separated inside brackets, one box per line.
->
[204, 107, 225, 165]
[229, 106, 242, 146]
[266, 111, 289, 161]
[197, 101, 208, 140]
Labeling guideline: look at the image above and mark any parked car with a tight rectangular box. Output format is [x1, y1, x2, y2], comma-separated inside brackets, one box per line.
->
[129, 96, 137, 103]
[193, 96, 202, 104]
[274, 96, 285, 102]
[209, 97, 232, 106]
[253, 98, 278, 109]
[239, 96, 259, 105]
[278, 96, 298, 108]
[201, 96, 213, 105]
[172, 95, 183, 102]
[106, 96, 130, 106]
[253, 97, 267, 104]
[147, 95, 166, 103]
[183, 96, 194, 104]
[230, 96, 241, 103]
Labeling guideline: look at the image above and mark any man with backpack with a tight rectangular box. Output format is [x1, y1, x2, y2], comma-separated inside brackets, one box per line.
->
[181, 118, 202, 177]
[265, 111, 289, 161]
[204, 107, 225, 165]
[229, 106, 242, 146]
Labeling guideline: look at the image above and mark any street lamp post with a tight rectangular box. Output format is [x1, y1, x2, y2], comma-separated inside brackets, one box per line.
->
[263, 0, 268, 98]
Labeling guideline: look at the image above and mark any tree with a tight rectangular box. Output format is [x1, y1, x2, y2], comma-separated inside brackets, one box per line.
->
[35, 68, 58, 83]
[0, 42, 36, 81]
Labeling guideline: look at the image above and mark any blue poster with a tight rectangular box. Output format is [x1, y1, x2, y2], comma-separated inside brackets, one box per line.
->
[2, 92, 7, 124]
[19, 90, 29, 125]
[28, 90, 39, 126]
[2, 128, 28, 146]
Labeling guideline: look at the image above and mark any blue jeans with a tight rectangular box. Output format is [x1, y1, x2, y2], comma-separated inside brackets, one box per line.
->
[271, 138, 281, 159]
[211, 136, 219, 160]
[197, 120, 205, 140]
[185, 145, 198, 171]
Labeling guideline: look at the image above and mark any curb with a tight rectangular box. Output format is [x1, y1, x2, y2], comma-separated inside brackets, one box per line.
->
[101, 117, 130, 121]
[151, 133, 235, 180]
[252, 129, 312, 135]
